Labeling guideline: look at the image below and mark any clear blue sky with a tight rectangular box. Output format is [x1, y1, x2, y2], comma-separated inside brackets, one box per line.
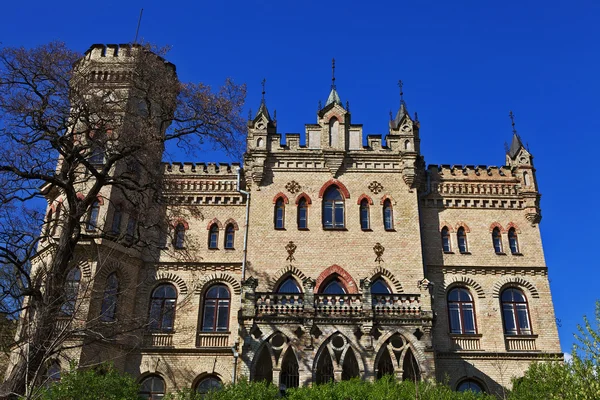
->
[2, 0, 599, 354]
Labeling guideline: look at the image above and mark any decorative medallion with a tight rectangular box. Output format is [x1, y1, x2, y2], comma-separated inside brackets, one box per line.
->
[285, 180, 301, 194]
[373, 242, 385, 264]
[368, 181, 384, 194]
[285, 241, 297, 262]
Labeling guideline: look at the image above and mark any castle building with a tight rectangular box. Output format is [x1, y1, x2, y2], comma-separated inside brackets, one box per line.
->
[23, 44, 562, 398]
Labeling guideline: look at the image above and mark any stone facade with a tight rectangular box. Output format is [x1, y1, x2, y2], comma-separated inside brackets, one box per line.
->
[22, 44, 562, 397]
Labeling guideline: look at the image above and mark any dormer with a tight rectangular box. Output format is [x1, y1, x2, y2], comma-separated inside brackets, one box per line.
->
[387, 102, 421, 154]
[247, 96, 277, 153]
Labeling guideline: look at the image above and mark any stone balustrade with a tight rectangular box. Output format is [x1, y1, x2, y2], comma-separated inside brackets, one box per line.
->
[372, 294, 421, 315]
[255, 293, 304, 314]
[315, 294, 363, 314]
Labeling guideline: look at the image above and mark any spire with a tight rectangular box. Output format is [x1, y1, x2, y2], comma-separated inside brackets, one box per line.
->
[325, 58, 342, 107]
[391, 80, 409, 129]
[254, 78, 272, 121]
[507, 110, 524, 159]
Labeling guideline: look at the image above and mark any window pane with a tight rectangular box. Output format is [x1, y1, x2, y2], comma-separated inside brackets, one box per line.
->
[448, 304, 462, 333]
[462, 305, 476, 334]
[360, 204, 369, 230]
[148, 300, 162, 330]
[203, 301, 216, 331]
[502, 305, 517, 334]
[371, 279, 390, 294]
[162, 300, 175, 331]
[517, 305, 531, 334]
[323, 280, 345, 294]
[278, 278, 301, 293]
[298, 207, 307, 229]
[323, 204, 333, 228]
[217, 300, 230, 331]
[334, 204, 344, 228]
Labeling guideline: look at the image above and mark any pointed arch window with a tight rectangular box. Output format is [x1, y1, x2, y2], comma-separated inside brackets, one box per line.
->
[383, 199, 394, 231]
[376, 349, 394, 379]
[342, 348, 360, 380]
[401, 348, 421, 382]
[224, 224, 235, 249]
[100, 273, 119, 322]
[371, 278, 391, 295]
[86, 200, 100, 231]
[208, 224, 219, 249]
[315, 350, 334, 384]
[297, 198, 308, 229]
[501, 288, 531, 335]
[457, 227, 468, 253]
[125, 215, 137, 243]
[280, 349, 299, 390]
[195, 376, 222, 395]
[61, 268, 81, 316]
[508, 228, 519, 254]
[321, 278, 346, 294]
[174, 223, 185, 249]
[360, 199, 370, 230]
[441, 227, 451, 252]
[277, 277, 301, 293]
[329, 117, 339, 147]
[457, 379, 484, 393]
[253, 346, 273, 383]
[111, 205, 122, 235]
[202, 285, 230, 332]
[45, 361, 61, 384]
[148, 284, 177, 332]
[492, 227, 503, 253]
[323, 186, 345, 229]
[274, 198, 285, 229]
[139, 375, 165, 400]
[447, 287, 477, 334]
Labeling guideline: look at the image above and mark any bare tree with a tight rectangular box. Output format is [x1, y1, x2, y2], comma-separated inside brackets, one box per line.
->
[0, 42, 245, 398]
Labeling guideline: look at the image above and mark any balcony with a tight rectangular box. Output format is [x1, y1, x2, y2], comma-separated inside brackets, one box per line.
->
[505, 335, 538, 351]
[372, 294, 421, 316]
[256, 293, 304, 314]
[196, 332, 229, 348]
[315, 294, 362, 314]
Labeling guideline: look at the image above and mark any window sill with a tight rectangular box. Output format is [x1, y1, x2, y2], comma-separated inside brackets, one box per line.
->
[450, 333, 482, 338]
[504, 333, 537, 338]
[361, 228, 372, 232]
[443, 251, 454, 254]
[208, 247, 219, 250]
[224, 247, 235, 250]
[323, 228, 347, 231]
[297, 228, 309, 231]
[274, 227, 286, 231]
[173, 247, 186, 251]
[495, 252, 507, 256]
[384, 229, 396, 232]
[511, 252, 524, 256]
[459, 251, 471, 255]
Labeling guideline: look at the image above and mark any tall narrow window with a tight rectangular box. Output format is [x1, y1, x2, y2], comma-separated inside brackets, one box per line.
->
[329, 117, 339, 147]
[87, 200, 100, 231]
[360, 199, 370, 230]
[174, 223, 185, 249]
[224, 224, 235, 249]
[297, 198, 308, 229]
[126, 215, 137, 243]
[315, 350, 334, 384]
[376, 350, 394, 379]
[89, 145, 105, 165]
[401, 348, 421, 382]
[148, 284, 177, 332]
[111, 205, 122, 235]
[383, 199, 393, 230]
[277, 277, 301, 293]
[323, 187, 345, 229]
[457, 227, 468, 253]
[139, 375, 165, 400]
[371, 278, 391, 295]
[100, 273, 119, 322]
[208, 224, 219, 249]
[202, 285, 230, 332]
[342, 348, 360, 380]
[253, 346, 273, 383]
[274, 198, 285, 229]
[501, 288, 531, 335]
[441, 227, 451, 252]
[280, 349, 300, 390]
[321, 278, 346, 294]
[61, 268, 81, 316]
[492, 227, 503, 253]
[447, 288, 477, 334]
[508, 228, 519, 254]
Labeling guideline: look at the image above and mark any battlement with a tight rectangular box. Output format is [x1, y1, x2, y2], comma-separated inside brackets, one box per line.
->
[85, 44, 138, 60]
[80, 44, 176, 76]
[163, 162, 241, 176]
[428, 164, 515, 179]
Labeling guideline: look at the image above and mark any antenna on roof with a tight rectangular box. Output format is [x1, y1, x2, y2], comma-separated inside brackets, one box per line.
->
[134, 8, 144, 44]
[261, 78, 266, 101]
[398, 80, 404, 106]
[509, 110, 518, 135]
[331, 58, 336, 89]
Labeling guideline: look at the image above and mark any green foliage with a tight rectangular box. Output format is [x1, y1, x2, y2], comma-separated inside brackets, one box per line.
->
[38, 364, 140, 400]
[165, 378, 278, 400]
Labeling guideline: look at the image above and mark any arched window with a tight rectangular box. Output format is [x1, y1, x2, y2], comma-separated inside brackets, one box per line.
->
[89, 145, 105, 165]
[224, 224, 235, 249]
[315, 349, 334, 384]
[371, 278, 391, 295]
[523, 171, 531, 186]
[45, 361, 61, 384]
[61, 268, 81, 316]
[208, 224, 219, 249]
[404, 139, 411, 151]
[277, 277, 301, 293]
[100, 273, 119, 322]
[441, 227, 451, 252]
[376, 350, 394, 379]
[297, 198, 308, 229]
[195, 376, 222, 395]
[139, 375, 165, 400]
[280, 349, 299, 390]
[329, 117, 339, 147]
[383, 199, 393, 231]
[253, 346, 273, 383]
[148, 284, 177, 332]
[174, 223, 185, 249]
[457, 227, 468, 253]
[256, 138, 264, 148]
[457, 379, 484, 393]
[126, 215, 137, 243]
[492, 227, 503, 253]
[87, 200, 100, 231]
[274, 198, 285, 229]
[342, 348, 360, 380]
[202, 285, 230, 332]
[447, 288, 476, 334]
[508, 228, 519, 254]
[111, 205, 122, 235]
[323, 186, 344, 229]
[401, 348, 420, 382]
[501, 288, 532, 335]
[360, 199, 370, 230]
[321, 278, 346, 294]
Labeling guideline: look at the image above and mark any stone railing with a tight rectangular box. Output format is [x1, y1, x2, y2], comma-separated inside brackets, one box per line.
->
[144, 333, 173, 347]
[505, 335, 538, 351]
[372, 294, 421, 316]
[255, 293, 304, 314]
[450, 334, 481, 351]
[314, 294, 362, 314]
[196, 332, 229, 348]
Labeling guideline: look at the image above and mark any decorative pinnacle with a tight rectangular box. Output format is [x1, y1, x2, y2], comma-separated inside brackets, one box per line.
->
[261, 78, 266, 101]
[331, 58, 336, 89]
[509, 110, 517, 135]
[398, 80, 404, 105]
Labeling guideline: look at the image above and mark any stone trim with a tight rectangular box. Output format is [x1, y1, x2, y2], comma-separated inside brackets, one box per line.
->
[270, 265, 308, 291]
[366, 266, 404, 293]
[318, 179, 350, 199]
[380, 194, 395, 205]
[493, 277, 539, 298]
[206, 218, 223, 230]
[506, 222, 521, 233]
[295, 192, 312, 205]
[195, 272, 241, 295]
[438, 276, 485, 298]
[223, 218, 239, 230]
[356, 194, 374, 205]
[273, 192, 289, 204]
[489, 222, 505, 233]
[314, 265, 358, 294]
[440, 222, 454, 232]
[455, 222, 471, 233]
[96, 259, 132, 288]
[171, 218, 189, 230]
[142, 271, 188, 296]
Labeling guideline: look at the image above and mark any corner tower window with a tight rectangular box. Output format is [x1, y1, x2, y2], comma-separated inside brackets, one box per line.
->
[202, 285, 230, 332]
[501, 288, 531, 335]
[508, 228, 519, 254]
[174, 223, 185, 249]
[457, 227, 468, 253]
[492, 227, 503, 253]
[383, 199, 393, 230]
[323, 186, 344, 229]
[148, 284, 177, 332]
[297, 198, 308, 229]
[100, 272, 119, 322]
[208, 224, 219, 249]
[275, 198, 285, 229]
[441, 227, 451, 252]
[360, 199, 370, 230]
[224, 224, 235, 249]
[447, 287, 476, 334]
[87, 200, 100, 231]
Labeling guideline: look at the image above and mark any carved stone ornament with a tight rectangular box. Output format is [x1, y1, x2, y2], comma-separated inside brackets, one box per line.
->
[285, 180, 301, 194]
[368, 181, 384, 194]
[373, 242, 385, 264]
[242, 276, 258, 289]
[285, 241, 297, 262]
